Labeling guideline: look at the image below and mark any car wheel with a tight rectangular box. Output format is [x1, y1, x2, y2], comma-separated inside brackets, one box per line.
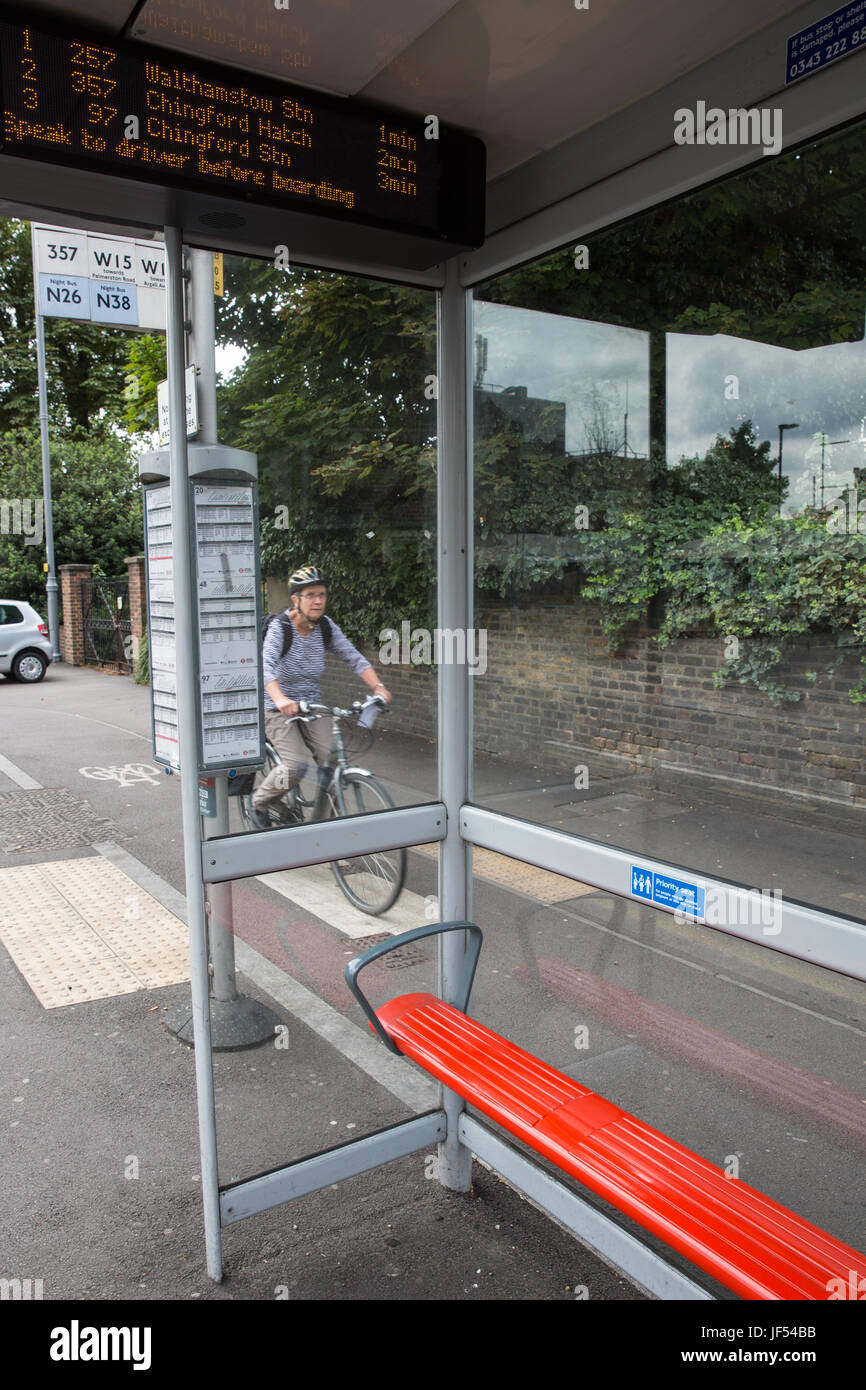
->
[12, 650, 48, 683]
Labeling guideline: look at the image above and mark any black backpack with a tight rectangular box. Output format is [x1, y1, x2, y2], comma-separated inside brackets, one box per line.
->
[261, 611, 332, 659]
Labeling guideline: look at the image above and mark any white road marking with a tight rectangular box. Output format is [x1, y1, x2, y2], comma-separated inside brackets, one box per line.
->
[0, 753, 42, 789]
[50, 710, 152, 742]
[258, 863, 427, 937]
[79, 763, 161, 787]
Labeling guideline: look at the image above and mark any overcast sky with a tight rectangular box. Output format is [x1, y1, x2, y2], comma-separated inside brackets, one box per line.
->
[475, 299, 866, 515]
[474, 299, 650, 460]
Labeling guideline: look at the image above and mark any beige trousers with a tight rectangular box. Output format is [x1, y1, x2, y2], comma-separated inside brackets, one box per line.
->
[252, 709, 333, 807]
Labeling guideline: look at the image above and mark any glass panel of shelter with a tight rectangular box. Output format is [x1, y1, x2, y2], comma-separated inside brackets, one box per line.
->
[460, 846, 866, 1255]
[211, 853, 441, 1186]
[465, 119, 866, 1255]
[205, 253, 445, 1185]
[472, 117, 866, 928]
[212, 252, 440, 841]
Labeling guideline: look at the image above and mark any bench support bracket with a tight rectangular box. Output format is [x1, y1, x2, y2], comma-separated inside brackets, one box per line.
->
[220, 1111, 446, 1226]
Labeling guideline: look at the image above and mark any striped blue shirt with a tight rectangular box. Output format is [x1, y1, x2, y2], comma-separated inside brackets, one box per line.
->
[262, 612, 371, 711]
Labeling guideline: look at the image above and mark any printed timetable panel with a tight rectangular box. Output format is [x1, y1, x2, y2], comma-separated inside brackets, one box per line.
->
[193, 483, 263, 770]
[0, 18, 485, 248]
[142, 480, 264, 773]
[144, 484, 179, 765]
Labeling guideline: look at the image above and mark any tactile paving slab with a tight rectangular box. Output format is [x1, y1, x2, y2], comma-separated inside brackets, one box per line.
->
[413, 843, 596, 904]
[0, 857, 189, 1008]
[0, 788, 119, 851]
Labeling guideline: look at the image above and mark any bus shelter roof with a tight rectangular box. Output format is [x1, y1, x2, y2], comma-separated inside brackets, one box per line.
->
[0, 0, 831, 283]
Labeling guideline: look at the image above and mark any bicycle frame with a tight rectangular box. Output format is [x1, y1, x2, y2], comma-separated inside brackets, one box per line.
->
[278, 696, 384, 822]
[245, 692, 405, 914]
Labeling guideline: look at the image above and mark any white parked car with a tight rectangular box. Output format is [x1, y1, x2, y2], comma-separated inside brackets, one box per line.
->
[0, 600, 52, 682]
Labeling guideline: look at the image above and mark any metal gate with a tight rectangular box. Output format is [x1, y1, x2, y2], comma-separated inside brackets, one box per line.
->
[82, 575, 132, 672]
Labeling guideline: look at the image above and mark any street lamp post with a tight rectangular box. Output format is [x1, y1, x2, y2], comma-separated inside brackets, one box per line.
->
[777, 423, 799, 512]
[819, 435, 850, 510]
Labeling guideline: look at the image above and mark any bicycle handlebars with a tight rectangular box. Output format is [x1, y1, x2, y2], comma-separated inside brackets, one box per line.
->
[284, 693, 387, 726]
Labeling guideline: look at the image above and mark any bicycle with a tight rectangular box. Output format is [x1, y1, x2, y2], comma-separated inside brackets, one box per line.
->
[238, 693, 407, 915]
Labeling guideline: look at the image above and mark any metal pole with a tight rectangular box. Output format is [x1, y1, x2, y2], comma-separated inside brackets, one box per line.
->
[166, 248, 279, 1051]
[821, 434, 826, 509]
[188, 248, 218, 445]
[436, 257, 473, 1192]
[164, 226, 223, 1281]
[34, 315, 60, 661]
[188, 248, 237, 1006]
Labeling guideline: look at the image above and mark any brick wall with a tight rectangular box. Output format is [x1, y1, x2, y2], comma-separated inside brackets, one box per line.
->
[323, 602, 866, 808]
[58, 563, 92, 665]
[126, 554, 146, 662]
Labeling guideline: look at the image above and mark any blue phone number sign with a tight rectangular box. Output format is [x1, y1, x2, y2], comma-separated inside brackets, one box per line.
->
[786, 2, 866, 84]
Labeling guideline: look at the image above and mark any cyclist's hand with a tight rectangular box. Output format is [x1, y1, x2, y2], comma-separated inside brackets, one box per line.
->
[278, 698, 300, 718]
[375, 686, 392, 704]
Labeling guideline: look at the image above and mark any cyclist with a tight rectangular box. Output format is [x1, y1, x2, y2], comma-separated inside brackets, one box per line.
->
[249, 565, 391, 829]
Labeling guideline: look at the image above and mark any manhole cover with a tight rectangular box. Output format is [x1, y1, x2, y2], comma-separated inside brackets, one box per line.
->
[351, 932, 429, 968]
[0, 788, 120, 852]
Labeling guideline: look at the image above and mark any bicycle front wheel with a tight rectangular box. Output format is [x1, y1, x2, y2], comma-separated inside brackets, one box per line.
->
[330, 773, 407, 915]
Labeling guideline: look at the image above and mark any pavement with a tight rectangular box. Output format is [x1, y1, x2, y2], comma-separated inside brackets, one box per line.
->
[2, 663, 864, 1312]
[0, 664, 645, 1305]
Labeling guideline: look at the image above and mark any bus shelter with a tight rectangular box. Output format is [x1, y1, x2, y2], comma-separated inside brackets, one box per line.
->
[1, 0, 865, 1298]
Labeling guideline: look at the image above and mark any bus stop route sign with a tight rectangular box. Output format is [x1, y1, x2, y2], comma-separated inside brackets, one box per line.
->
[32, 223, 166, 330]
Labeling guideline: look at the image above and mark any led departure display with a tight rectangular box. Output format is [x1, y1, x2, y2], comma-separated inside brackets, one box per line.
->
[0, 20, 485, 247]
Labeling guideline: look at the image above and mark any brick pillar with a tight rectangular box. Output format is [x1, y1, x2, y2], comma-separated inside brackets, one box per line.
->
[59, 563, 92, 665]
[266, 576, 289, 614]
[126, 554, 146, 662]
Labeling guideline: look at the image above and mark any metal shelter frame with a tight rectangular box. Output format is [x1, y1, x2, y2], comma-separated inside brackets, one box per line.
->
[3, 0, 865, 1297]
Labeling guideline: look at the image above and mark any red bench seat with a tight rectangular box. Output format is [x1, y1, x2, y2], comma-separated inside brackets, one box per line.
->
[377, 990, 866, 1301]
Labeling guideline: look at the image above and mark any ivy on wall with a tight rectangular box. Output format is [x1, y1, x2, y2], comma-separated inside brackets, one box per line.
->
[476, 422, 866, 705]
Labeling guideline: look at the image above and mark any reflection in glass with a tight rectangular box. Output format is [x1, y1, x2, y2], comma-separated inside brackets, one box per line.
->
[474, 300, 649, 603]
[208, 258, 439, 837]
[466, 848, 866, 1252]
[667, 329, 866, 520]
[472, 120, 866, 919]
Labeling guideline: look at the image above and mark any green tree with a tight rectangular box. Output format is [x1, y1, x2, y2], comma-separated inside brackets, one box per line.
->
[122, 333, 166, 435]
[478, 123, 866, 352]
[0, 220, 135, 434]
[0, 427, 143, 609]
[215, 260, 438, 640]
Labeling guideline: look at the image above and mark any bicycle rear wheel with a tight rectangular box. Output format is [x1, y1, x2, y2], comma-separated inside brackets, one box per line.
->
[330, 773, 407, 914]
